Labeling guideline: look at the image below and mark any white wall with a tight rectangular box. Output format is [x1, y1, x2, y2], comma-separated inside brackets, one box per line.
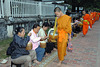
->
[7, 25, 13, 37]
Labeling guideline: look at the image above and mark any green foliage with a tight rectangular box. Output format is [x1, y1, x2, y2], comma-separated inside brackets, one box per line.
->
[65, 0, 100, 11]
[68, 5, 72, 10]
[0, 38, 13, 47]
[0, 37, 13, 59]
[93, 8, 100, 11]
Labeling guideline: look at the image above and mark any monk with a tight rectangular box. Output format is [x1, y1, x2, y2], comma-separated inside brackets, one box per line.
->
[91, 12, 95, 25]
[89, 11, 93, 28]
[97, 12, 99, 21]
[82, 10, 90, 37]
[54, 7, 72, 66]
[94, 12, 97, 22]
[98, 12, 100, 17]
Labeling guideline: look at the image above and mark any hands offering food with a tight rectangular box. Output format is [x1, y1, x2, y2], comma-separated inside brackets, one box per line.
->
[41, 36, 48, 40]
[28, 33, 32, 36]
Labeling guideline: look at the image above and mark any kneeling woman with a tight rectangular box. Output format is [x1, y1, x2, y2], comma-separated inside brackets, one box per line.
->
[11, 27, 35, 67]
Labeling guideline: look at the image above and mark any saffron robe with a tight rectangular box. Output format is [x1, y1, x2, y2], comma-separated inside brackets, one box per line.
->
[89, 14, 93, 28]
[83, 14, 90, 35]
[91, 12, 95, 24]
[97, 13, 99, 21]
[57, 15, 72, 61]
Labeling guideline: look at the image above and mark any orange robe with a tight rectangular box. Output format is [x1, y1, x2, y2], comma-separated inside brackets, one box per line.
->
[94, 12, 97, 21]
[57, 15, 72, 61]
[83, 14, 90, 35]
[98, 12, 100, 17]
[91, 12, 95, 24]
[89, 14, 93, 28]
[97, 13, 99, 20]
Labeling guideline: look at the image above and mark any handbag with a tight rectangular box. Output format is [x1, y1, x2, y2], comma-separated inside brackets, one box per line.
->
[6, 41, 15, 55]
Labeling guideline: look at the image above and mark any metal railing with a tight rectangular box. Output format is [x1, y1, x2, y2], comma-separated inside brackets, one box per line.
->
[56, 5, 64, 13]
[0, 0, 4, 18]
[41, 3, 55, 16]
[1, 0, 65, 18]
[10, 0, 39, 17]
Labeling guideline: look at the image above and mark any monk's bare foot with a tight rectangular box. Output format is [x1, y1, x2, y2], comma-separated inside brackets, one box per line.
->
[82, 35, 85, 37]
[57, 61, 62, 66]
[34, 60, 41, 64]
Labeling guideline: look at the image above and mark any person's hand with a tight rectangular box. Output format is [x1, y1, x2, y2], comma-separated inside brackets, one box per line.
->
[28, 33, 32, 36]
[45, 36, 49, 39]
[41, 37, 45, 41]
[41, 36, 48, 40]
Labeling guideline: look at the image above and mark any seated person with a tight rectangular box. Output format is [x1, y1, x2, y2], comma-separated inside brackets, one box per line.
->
[38, 22, 54, 55]
[29, 24, 47, 63]
[11, 27, 35, 67]
[72, 17, 81, 25]
[38, 22, 49, 43]
[72, 17, 82, 33]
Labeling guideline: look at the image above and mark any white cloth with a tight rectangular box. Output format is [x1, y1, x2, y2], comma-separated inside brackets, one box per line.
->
[75, 20, 79, 23]
[47, 28, 58, 36]
[47, 28, 54, 36]
[38, 28, 47, 42]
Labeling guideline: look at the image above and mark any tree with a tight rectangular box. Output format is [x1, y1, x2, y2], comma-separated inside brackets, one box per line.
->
[64, 0, 100, 12]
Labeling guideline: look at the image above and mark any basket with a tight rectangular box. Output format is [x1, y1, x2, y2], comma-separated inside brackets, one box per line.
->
[78, 23, 83, 26]
[26, 42, 32, 50]
[48, 34, 58, 42]
[49, 34, 58, 40]
[40, 41, 46, 48]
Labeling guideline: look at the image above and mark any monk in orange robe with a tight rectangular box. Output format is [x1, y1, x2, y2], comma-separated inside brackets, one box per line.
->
[98, 12, 100, 17]
[91, 12, 95, 25]
[94, 12, 97, 22]
[54, 7, 72, 66]
[97, 12, 99, 21]
[82, 10, 90, 36]
[89, 13, 93, 28]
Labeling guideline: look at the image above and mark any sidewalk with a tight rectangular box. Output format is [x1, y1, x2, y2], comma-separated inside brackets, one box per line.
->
[46, 20, 100, 67]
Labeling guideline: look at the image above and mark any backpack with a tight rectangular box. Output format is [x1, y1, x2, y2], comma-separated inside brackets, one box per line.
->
[6, 41, 15, 55]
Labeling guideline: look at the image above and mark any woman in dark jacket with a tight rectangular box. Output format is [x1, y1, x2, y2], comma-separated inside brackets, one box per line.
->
[11, 27, 34, 67]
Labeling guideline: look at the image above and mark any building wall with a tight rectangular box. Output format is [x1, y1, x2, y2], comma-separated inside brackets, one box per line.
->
[0, 19, 36, 40]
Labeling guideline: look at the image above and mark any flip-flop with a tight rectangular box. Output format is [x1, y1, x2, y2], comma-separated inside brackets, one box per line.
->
[0, 59, 8, 64]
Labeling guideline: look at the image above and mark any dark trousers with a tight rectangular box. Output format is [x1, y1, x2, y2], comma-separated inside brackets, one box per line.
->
[45, 42, 55, 53]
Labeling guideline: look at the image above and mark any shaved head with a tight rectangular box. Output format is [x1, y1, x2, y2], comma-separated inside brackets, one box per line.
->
[54, 7, 61, 12]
